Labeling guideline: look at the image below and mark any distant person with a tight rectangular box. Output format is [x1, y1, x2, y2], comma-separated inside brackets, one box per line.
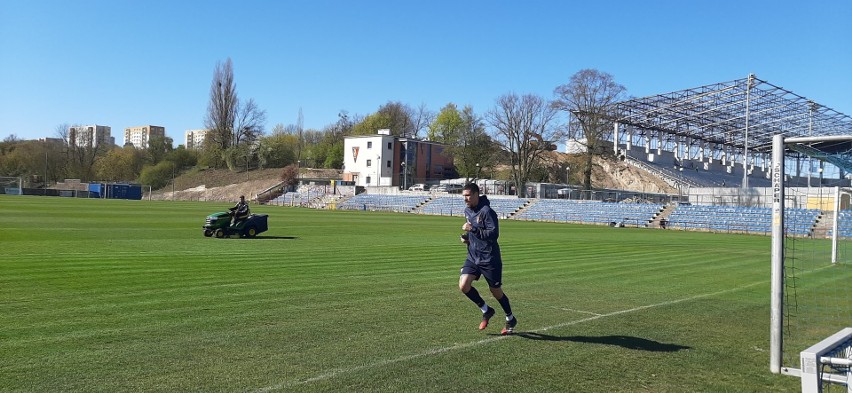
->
[459, 183, 517, 335]
[659, 218, 668, 229]
[229, 195, 250, 226]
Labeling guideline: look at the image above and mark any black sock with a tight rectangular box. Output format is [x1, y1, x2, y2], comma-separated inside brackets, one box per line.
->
[497, 293, 513, 317]
[463, 287, 485, 308]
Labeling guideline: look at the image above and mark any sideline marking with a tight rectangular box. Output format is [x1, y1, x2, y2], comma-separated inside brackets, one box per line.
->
[254, 281, 764, 392]
[550, 306, 603, 316]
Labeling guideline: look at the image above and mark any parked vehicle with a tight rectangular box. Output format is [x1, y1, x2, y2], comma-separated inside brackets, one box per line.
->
[432, 184, 463, 193]
[408, 183, 426, 191]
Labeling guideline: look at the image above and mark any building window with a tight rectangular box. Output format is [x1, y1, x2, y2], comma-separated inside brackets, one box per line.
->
[387, 142, 392, 149]
[366, 159, 372, 167]
[386, 160, 391, 168]
[366, 176, 372, 184]
[367, 141, 372, 149]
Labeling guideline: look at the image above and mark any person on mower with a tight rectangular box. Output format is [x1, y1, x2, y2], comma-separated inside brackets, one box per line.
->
[228, 195, 250, 226]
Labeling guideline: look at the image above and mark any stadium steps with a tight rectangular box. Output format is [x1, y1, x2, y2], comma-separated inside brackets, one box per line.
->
[409, 197, 434, 213]
[812, 210, 831, 237]
[509, 200, 535, 219]
[651, 203, 678, 228]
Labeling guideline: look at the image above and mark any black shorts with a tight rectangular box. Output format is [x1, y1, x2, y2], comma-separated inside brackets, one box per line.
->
[460, 259, 503, 288]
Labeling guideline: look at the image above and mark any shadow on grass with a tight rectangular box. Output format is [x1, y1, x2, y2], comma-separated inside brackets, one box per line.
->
[514, 333, 690, 352]
[251, 236, 298, 240]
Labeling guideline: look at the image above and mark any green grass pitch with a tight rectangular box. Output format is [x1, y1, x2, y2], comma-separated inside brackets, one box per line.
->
[0, 195, 807, 392]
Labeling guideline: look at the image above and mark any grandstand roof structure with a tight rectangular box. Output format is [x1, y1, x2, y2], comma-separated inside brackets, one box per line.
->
[612, 75, 852, 155]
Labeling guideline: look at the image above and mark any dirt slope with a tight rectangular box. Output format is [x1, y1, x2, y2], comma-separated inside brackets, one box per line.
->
[148, 158, 674, 202]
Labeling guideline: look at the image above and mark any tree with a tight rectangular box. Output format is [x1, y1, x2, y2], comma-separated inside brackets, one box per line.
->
[139, 161, 175, 190]
[457, 106, 498, 181]
[553, 69, 627, 191]
[279, 164, 300, 189]
[351, 101, 424, 137]
[94, 146, 145, 182]
[428, 104, 496, 181]
[258, 132, 299, 168]
[146, 135, 174, 165]
[376, 101, 415, 136]
[408, 103, 434, 139]
[428, 103, 465, 143]
[164, 146, 197, 170]
[317, 111, 353, 169]
[61, 124, 111, 182]
[351, 112, 393, 136]
[0, 139, 27, 177]
[203, 58, 266, 170]
[487, 93, 560, 197]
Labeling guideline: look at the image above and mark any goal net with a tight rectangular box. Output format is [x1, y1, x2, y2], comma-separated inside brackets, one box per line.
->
[0, 176, 23, 195]
[770, 135, 852, 392]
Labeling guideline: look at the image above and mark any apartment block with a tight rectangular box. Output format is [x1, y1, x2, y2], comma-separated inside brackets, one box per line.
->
[124, 125, 165, 149]
[68, 125, 113, 148]
[185, 129, 209, 150]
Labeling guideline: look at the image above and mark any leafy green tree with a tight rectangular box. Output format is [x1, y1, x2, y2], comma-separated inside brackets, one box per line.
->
[146, 135, 174, 165]
[428, 103, 465, 143]
[94, 146, 145, 182]
[258, 133, 298, 168]
[0, 139, 27, 177]
[323, 141, 344, 168]
[0, 139, 70, 186]
[429, 104, 497, 181]
[351, 112, 393, 136]
[138, 161, 176, 189]
[164, 146, 197, 170]
[198, 132, 225, 168]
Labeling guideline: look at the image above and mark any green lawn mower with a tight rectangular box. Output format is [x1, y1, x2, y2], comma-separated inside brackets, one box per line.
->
[203, 212, 269, 238]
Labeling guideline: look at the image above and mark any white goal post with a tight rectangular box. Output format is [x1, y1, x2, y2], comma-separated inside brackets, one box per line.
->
[0, 176, 23, 195]
[770, 134, 852, 392]
[800, 327, 852, 393]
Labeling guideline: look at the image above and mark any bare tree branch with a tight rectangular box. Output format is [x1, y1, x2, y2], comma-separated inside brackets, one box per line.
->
[487, 93, 560, 197]
[553, 69, 627, 190]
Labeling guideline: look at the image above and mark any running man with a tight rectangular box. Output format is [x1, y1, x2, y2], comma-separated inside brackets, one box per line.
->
[459, 183, 517, 335]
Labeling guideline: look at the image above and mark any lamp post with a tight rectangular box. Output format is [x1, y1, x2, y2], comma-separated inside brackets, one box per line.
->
[401, 162, 407, 190]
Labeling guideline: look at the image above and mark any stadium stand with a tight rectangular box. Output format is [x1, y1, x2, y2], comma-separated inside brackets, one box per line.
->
[624, 152, 772, 188]
[337, 194, 431, 213]
[417, 196, 531, 218]
[666, 205, 819, 236]
[513, 199, 665, 227]
[269, 187, 327, 207]
[829, 209, 852, 238]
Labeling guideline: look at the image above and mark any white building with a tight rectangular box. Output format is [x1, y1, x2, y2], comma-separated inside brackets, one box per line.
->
[185, 129, 209, 150]
[68, 125, 113, 148]
[343, 129, 396, 187]
[123, 125, 165, 149]
[342, 129, 454, 188]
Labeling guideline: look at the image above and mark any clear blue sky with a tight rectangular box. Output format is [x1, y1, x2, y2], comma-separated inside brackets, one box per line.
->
[2, 0, 850, 145]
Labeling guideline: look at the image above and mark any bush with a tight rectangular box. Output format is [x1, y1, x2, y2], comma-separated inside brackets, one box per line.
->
[139, 161, 176, 190]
